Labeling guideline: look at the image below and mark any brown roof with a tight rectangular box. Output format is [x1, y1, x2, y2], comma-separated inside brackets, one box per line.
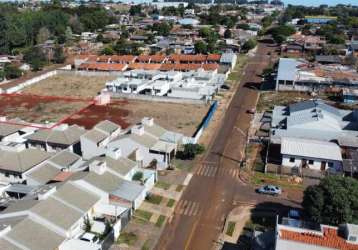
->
[202, 63, 219, 71]
[280, 227, 358, 250]
[128, 63, 162, 70]
[111, 55, 136, 63]
[169, 54, 207, 63]
[52, 171, 74, 182]
[207, 54, 221, 62]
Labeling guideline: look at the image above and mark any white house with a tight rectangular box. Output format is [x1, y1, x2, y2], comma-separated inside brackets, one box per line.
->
[25, 124, 86, 155]
[80, 120, 121, 160]
[281, 137, 343, 172]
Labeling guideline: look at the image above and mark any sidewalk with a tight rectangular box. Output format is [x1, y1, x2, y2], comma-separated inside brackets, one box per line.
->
[140, 201, 173, 217]
[150, 187, 181, 201]
[221, 206, 252, 243]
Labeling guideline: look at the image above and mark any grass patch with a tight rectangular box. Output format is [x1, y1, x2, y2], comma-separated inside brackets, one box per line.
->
[167, 198, 176, 208]
[175, 184, 184, 192]
[146, 194, 163, 205]
[155, 181, 171, 190]
[135, 209, 153, 222]
[257, 91, 312, 112]
[172, 159, 194, 172]
[117, 232, 137, 246]
[244, 214, 276, 232]
[226, 221, 236, 236]
[141, 239, 151, 250]
[156, 215, 166, 227]
[251, 172, 304, 190]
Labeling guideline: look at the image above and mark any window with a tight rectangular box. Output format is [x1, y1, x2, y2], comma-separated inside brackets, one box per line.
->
[349, 236, 357, 242]
[328, 162, 334, 167]
[5, 173, 9, 177]
[308, 160, 314, 165]
[289, 157, 295, 163]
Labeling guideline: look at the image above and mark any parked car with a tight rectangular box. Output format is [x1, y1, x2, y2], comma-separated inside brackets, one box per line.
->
[257, 185, 282, 196]
[221, 84, 231, 90]
[80, 233, 100, 244]
[246, 108, 256, 114]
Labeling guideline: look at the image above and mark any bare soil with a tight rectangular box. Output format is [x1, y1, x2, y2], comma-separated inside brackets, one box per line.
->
[0, 94, 90, 124]
[23, 74, 117, 98]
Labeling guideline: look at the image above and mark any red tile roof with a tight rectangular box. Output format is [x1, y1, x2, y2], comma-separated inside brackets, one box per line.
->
[111, 55, 136, 63]
[169, 54, 207, 63]
[136, 55, 152, 63]
[280, 226, 358, 250]
[202, 63, 219, 71]
[97, 55, 111, 63]
[128, 63, 162, 70]
[52, 171, 73, 182]
[207, 54, 221, 62]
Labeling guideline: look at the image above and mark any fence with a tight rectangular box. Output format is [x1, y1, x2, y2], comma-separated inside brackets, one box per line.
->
[57, 69, 124, 77]
[110, 92, 207, 105]
[191, 100, 218, 143]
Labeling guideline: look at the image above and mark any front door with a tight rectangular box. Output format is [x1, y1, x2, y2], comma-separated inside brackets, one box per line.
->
[321, 161, 326, 171]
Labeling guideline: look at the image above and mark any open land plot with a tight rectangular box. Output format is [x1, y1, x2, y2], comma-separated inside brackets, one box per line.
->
[64, 99, 209, 136]
[257, 91, 312, 112]
[0, 94, 91, 124]
[22, 74, 117, 98]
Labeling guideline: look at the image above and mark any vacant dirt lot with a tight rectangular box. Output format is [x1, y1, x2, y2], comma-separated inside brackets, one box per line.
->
[257, 91, 312, 112]
[65, 99, 209, 136]
[125, 100, 209, 136]
[23, 74, 117, 98]
[0, 94, 90, 124]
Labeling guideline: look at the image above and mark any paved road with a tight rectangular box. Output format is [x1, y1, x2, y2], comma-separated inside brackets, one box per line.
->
[155, 42, 298, 250]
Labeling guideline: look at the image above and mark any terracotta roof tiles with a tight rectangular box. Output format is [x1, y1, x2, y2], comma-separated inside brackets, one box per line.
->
[280, 227, 358, 250]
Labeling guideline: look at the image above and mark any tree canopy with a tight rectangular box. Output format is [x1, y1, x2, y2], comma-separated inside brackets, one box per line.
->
[302, 176, 358, 226]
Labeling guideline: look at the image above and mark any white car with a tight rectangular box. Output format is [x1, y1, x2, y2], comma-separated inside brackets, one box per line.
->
[80, 233, 100, 244]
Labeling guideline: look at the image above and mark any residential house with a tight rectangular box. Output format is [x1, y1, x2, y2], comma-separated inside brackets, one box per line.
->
[81, 120, 121, 160]
[275, 58, 358, 91]
[280, 137, 343, 172]
[271, 99, 358, 145]
[108, 117, 180, 170]
[25, 124, 86, 155]
[275, 219, 358, 250]
[0, 145, 53, 184]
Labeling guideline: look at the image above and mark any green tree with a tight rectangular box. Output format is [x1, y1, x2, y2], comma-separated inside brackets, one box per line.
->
[101, 46, 114, 55]
[4, 63, 22, 79]
[242, 39, 257, 51]
[224, 29, 232, 39]
[194, 41, 207, 54]
[179, 144, 205, 160]
[132, 171, 144, 181]
[38, 27, 51, 45]
[302, 176, 358, 225]
[52, 46, 65, 64]
[0, 13, 8, 54]
[24, 47, 47, 71]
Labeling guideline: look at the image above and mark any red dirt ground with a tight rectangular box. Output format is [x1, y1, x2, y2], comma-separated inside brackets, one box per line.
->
[64, 100, 131, 129]
[0, 93, 92, 127]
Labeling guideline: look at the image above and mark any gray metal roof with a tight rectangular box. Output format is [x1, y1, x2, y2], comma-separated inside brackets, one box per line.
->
[281, 137, 342, 161]
[0, 123, 24, 137]
[95, 120, 120, 134]
[276, 58, 302, 82]
[53, 182, 100, 213]
[30, 197, 82, 231]
[111, 180, 145, 202]
[27, 163, 61, 185]
[0, 148, 53, 173]
[49, 150, 81, 168]
[82, 129, 108, 143]
[25, 125, 86, 145]
[6, 217, 65, 250]
[82, 172, 124, 193]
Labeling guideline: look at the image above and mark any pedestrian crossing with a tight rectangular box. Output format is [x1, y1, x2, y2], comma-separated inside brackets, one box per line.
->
[195, 164, 240, 179]
[175, 200, 201, 217]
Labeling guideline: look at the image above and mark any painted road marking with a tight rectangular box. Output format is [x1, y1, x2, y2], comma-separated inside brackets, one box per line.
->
[177, 200, 201, 217]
